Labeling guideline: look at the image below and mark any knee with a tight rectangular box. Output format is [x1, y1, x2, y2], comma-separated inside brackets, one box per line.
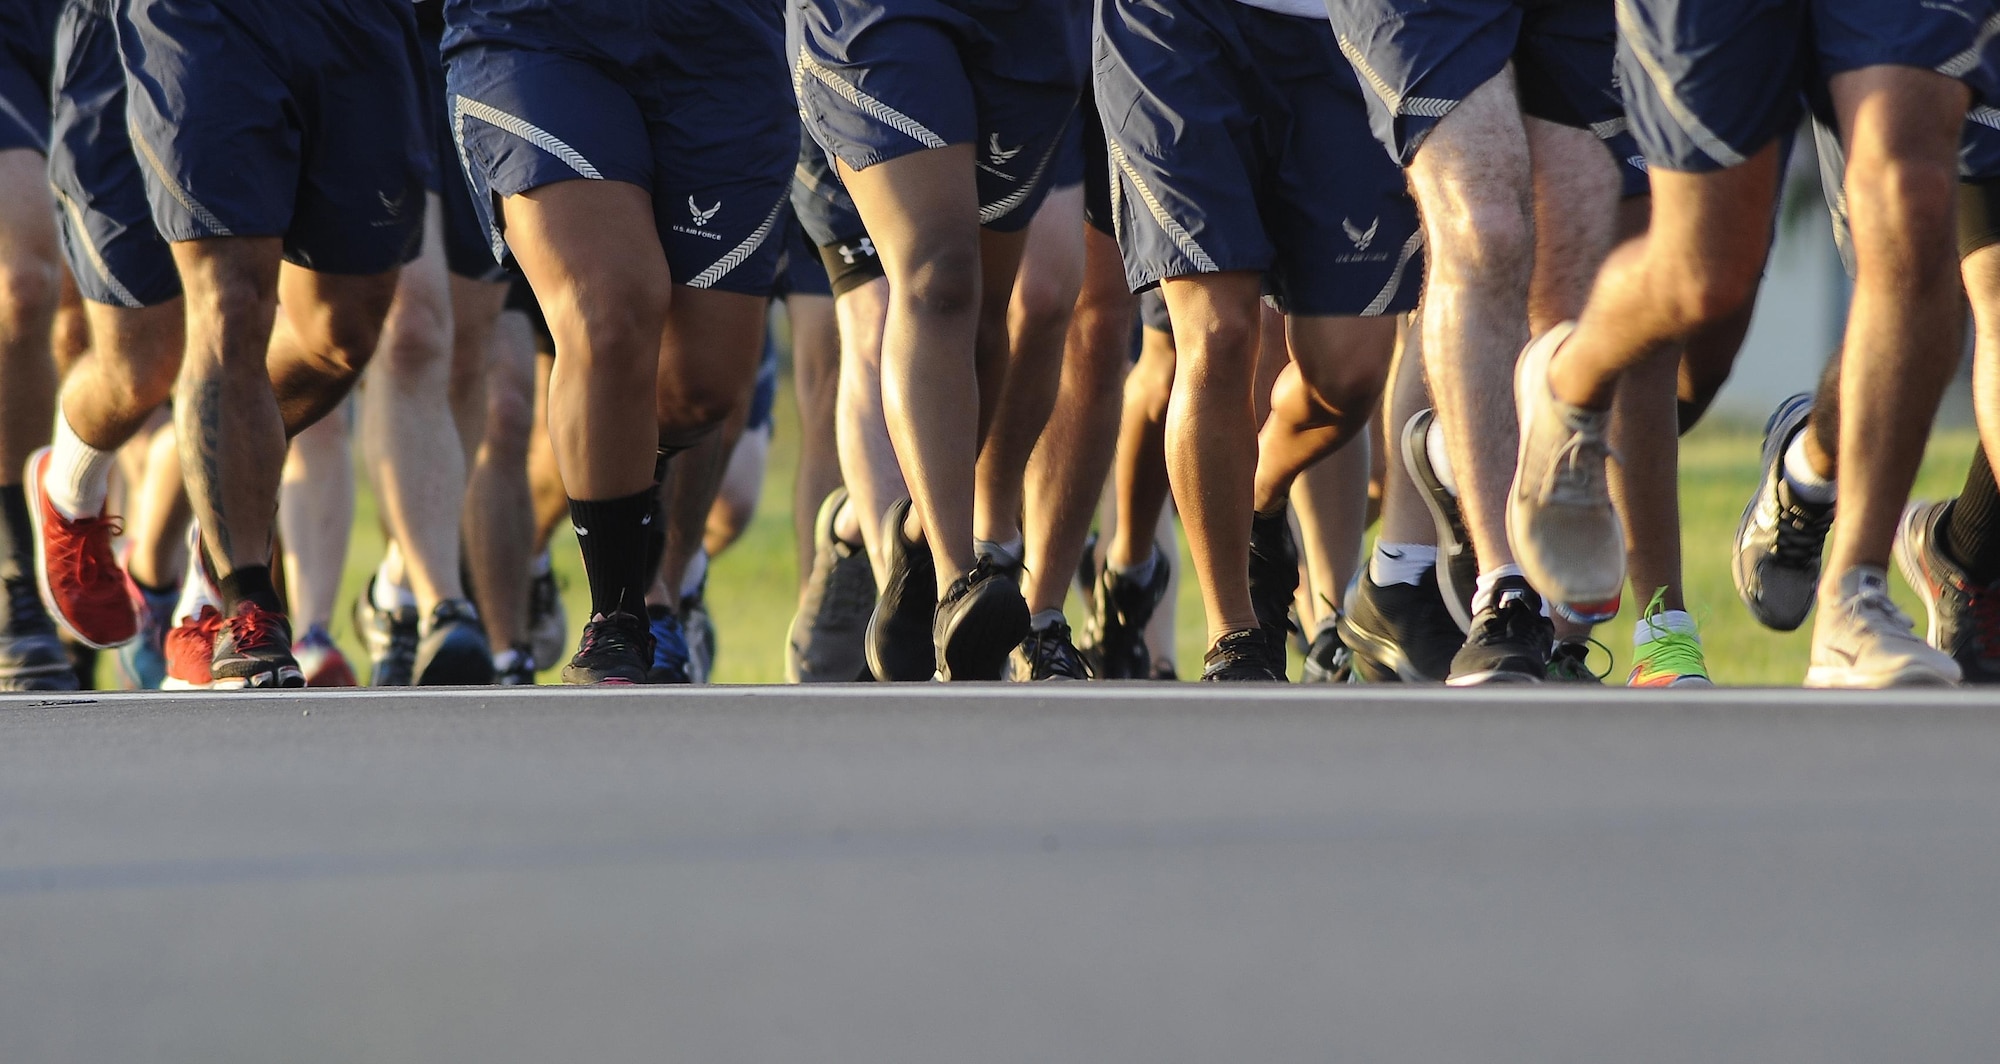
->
[1425, 194, 1532, 286]
[1296, 352, 1390, 417]
[483, 377, 534, 457]
[1848, 153, 1962, 281]
[562, 273, 672, 373]
[896, 241, 981, 320]
[0, 252, 59, 334]
[1173, 306, 1259, 380]
[375, 302, 450, 382]
[1013, 269, 1079, 339]
[1660, 254, 1763, 329]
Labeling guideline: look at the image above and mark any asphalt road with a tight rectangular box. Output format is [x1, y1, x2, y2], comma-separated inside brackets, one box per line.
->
[4, 684, 2000, 1063]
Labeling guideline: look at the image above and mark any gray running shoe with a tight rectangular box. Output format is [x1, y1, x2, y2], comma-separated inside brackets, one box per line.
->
[1507, 322, 1623, 618]
[787, 487, 876, 682]
[1894, 499, 2000, 683]
[1733, 394, 1831, 631]
[1805, 566, 1960, 688]
[353, 576, 418, 686]
[0, 574, 79, 691]
[1400, 409, 1477, 633]
[527, 557, 568, 672]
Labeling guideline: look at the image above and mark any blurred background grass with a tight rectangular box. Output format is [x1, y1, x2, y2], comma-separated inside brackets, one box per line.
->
[309, 373, 1977, 688]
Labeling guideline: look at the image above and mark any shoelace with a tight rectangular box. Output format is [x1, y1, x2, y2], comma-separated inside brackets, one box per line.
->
[1631, 588, 1703, 679]
[48, 513, 124, 586]
[226, 603, 288, 651]
[1027, 624, 1092, 679]
[1770, 490, 1834, 569]
[1539, 431, 1614, 505]
[1548, 639, 1610, 680]
[1847, 585, 1917, 635]
[579, 614, 649, 661]
[3, 576, 43, 633]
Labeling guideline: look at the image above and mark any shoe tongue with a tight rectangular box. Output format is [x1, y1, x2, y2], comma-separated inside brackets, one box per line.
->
[1847, 566, 1890, 599]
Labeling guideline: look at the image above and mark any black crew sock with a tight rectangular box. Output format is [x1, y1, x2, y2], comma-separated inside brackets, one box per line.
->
[0, 484, 31, 582]
[218, 565, 283, 615]
[569, 488, 657, 617]
[1948, 448, 2000, 583]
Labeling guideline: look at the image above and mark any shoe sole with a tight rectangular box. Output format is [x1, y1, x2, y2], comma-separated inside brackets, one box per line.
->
[26, 448, 137, 650]
[209, 665, 306, 690]
[1399, 411, 1475, 635]
[1506, 323, 1624, 609]
[1732, 394, 1817, 631]
[1804, 662, 1960, 688]
[1336, 612, 1436, 683]
[1445, 668, 1541, 686]
[1892, 499, 1947, 650]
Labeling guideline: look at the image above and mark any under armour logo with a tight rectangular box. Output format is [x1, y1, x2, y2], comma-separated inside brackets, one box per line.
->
[689, 197, 721, 227]
[988, 133, 1022, 164]
[837, 237, 877, 265]
[1343, 217, 1379, 252]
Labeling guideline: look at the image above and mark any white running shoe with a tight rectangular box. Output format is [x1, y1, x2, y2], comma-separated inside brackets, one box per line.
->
[1506, 322, 1624, 617]
[1804, 566, 1961, 688]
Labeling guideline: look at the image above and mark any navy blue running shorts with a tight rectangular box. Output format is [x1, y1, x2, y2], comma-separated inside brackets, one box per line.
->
[49, 0, 179, 308]
[414, 1, 506, 283]
[1619, 0, 2000, 174]
[445, 0, 795, 295]
[772, 213, 835, 300]
[790, 128, 885, 297]
[1099, 0, 1422, 317]
[0, 0, 55, 155]
[118, 0, 429, 274]
[790, 0, 1086, 233]
[1325, 0, 1623, 167]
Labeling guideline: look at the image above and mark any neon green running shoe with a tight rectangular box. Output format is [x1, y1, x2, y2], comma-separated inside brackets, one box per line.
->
[1627, 589, 1713, 688]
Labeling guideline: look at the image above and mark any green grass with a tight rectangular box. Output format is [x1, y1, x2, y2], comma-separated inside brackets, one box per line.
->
[307, 379, 1979, 688]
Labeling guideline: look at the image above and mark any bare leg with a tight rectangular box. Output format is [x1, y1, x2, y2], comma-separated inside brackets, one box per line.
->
[1023, 222, 1130, 615]
[1291, 418, 1371, 623]
[1251, 315, 1397, 512]
[1109, 322, 1176, 571]
[789, 291, 841, 581]
[708, 423, 769, 557]
[653, 285, 768, 600]
[0, 150, 60, 494]
[831, 277, 906, 584]
[125, 419, 190, 592]
[466, 307, 536, 653]
[528, 350, 566, 552]
[278, 409, 353, 631]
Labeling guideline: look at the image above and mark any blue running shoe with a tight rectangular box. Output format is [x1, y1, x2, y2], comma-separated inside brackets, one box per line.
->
[647, 604, 692, 684]
[116, 583, 178, 689]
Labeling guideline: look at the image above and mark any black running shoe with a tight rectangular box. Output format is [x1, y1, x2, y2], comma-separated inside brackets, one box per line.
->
[865, 498, 938, 681]
[1087, 544, 1171, 679]
[353, 576, 418, 687]
[527, 562, 567, 671]
[1546, 638, 1606, 683]
[0, 574, 78, 691]
[1201, 628, 1284, 682]
[562, 611, 653, 685]
[210, 601, 304, 689]
[496, 643, 536, 686]
[1012, 619, 1092, 680]
[1300, 616, 1353, 683]
[1247, 507, 1299, 672]
[1338, 566, 1465, 682]
[414, 598, 494, 685]
[1401, 409, 1478, 633]
[934, 557, 1031, 681]
[1446, 576, 1553, 685]
[1895, 498, 2000, 683]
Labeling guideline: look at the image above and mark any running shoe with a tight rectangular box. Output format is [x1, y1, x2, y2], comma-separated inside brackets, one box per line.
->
[1733, 393, 1830, 631]
[1300, 614, 1353, 683]
[1401, 408, 1478, 633]
[786, 486, 876, 683]
[645, 604, 692, 684]
[116, 581, 177, 690]
[495, 643, 537, 686]
[1446, 576, 1553, 685]
[414, 599, 494, 685]
[527, 558, 568, 672]
[0, 573, 78, 691]
[865, 498, 938, 681]
[683, 593, 715, 684]
[1085, 543, 1171, 680]
[210, 601, 304, 689]
[161, 605, 224, 690]
[26, 447, 138, 648]
[1012, 618, 1091, 680]
[1508, 322, 1623, 618]
[562, 611, 653, 685]
[293, 624, 357, 687]
[1626, 610, 1712, 688]
[1338, 566, 1464, 683]
[1546, 638, 1607, 683]
[1200, 628, 1284, 682]
[1806, 566, 1960, 687]
[934, 556, 1030, 681]
[1895, 499, 2000, 683]
[1247, 506, 1299, 672]
[353, 576, 418, 686]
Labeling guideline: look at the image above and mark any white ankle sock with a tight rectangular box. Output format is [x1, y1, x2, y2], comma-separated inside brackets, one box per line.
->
[1634, 609, 1696, 645]
[45, 409, 117, 520]
[1471, 564, 1542, 615]
[1425, 418, 1458, 497]
[372, 561, 415, 611]
[173, 523, 218, 625]
[976, 536, 1023, 567]
[1782, 432, 1836, 504]
[1369, 542, 1436, 587]
[1030, 608, 1064, 631]
[1110, 545, 1158, 585]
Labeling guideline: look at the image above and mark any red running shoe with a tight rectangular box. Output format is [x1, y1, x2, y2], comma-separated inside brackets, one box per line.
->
[211, 601, 304, 689]
[26, 447, 138, 648]
[293, 624, 357, 687]
[162, 606, 224, 690]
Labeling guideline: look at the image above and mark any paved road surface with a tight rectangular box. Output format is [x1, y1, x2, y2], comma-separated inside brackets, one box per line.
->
[4, 685, 2000, 1063]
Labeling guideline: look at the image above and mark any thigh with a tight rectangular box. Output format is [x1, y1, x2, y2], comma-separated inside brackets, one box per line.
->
[49, 0, 179, 309]
[1323, 0, 1523, 165]
[1615, 0, 1805, 172]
